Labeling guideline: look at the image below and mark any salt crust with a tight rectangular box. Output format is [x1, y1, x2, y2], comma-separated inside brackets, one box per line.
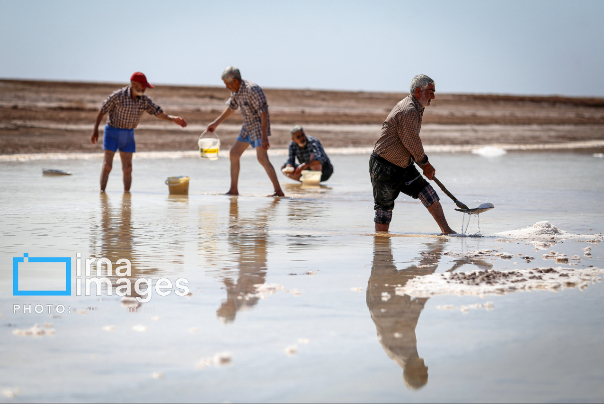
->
[3, 388, 21, 398]
[196, 352, 232, 369]
[242, 283, 301, 300]
[398, 267, 604, 298]
[12, 323, 55, 337]
[495, 221, 603, 242]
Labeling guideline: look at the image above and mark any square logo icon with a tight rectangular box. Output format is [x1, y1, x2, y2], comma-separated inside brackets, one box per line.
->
[13, 253, 71, 296]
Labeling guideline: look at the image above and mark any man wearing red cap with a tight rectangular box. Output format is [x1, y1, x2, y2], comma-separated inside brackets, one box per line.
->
[91, 72, 188, 192]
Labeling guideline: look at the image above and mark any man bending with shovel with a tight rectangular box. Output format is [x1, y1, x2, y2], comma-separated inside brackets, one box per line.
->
[369, 74, 456, 235]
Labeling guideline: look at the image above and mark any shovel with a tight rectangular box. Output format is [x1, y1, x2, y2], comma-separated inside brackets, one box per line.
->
[432, 176, 494, 214]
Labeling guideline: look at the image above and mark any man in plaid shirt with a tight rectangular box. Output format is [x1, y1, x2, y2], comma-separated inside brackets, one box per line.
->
[91, 72, 188, 192]
[206, 66, 284, 197]
[369, 74, 455, 235]
[281, 125, 334, 183]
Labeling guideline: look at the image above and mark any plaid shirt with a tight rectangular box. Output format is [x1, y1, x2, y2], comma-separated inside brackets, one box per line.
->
[285, 136, 331, 167]
[100, 86, 163, 129]
[226, 80, 271, 141]
[373, 95, 428, 168]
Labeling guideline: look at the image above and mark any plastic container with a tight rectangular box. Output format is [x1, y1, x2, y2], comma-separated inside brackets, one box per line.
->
[165, 176, 189, 195]
[198, 131, 220, 160]
[300, 170, 322, 185]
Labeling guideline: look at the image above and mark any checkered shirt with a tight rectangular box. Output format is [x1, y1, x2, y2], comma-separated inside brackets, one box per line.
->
[100, 86, 163, 129]
[226, 80, 271, 141]
[285, 136, 330, 167]
[373, 95, 428, 168]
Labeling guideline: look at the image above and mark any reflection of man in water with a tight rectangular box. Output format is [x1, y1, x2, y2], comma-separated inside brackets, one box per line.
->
[366, 236, 446, 390]
[92, 193, 150, 303]
[216, 197, 278, 322]
[281, 125, 334, 183]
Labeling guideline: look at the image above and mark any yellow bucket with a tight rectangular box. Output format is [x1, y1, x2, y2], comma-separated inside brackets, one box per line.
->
[198, 131, 220, 160]
[165, 176, 189, 195]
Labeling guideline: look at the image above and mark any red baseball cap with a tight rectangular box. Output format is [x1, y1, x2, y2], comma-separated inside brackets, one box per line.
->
[130, 72, 154, 88]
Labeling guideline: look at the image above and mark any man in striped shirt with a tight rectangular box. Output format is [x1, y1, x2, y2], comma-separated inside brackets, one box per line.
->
[281, 125, 334, 183]
[91, 72, 188, 192]
[369, 74, 455, 235]
[206, 66, 284, 197]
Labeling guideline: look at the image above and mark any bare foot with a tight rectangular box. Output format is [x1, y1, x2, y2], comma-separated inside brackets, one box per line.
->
[269, 191, 285, 197]
[440, 230, 457, 236]
[225, 190, 239, 196]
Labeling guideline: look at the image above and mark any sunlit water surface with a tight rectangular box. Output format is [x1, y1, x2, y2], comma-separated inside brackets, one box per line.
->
[1, 151, 603, 402]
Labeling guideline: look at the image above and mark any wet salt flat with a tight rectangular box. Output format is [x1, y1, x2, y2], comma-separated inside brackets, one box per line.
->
[1, 150, 604, 402]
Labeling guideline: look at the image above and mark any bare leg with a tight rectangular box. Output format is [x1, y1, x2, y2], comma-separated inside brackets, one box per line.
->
[427, 201, 456, 235]
[100, 150, 115, 192]
[256, 147, 284, 196]
[375, 223, 389, 232]
[120, 151, 133, 192]
[227, 141, 249, 195]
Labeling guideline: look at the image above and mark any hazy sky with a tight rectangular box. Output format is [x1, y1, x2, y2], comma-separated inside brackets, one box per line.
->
[1, 0, 603, 96]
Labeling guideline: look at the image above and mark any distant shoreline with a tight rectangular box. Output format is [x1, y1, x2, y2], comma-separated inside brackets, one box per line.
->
[1, 79, 603, 155]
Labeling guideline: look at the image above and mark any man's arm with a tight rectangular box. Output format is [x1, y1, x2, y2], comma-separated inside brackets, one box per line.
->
[396, 111, 432, 177]
[157, 112, 188, 128]
[207, 107, 235, 133]
[282, 142, 296, 169]
[91, 110, 104, 144]
[260, 111, 269, 151]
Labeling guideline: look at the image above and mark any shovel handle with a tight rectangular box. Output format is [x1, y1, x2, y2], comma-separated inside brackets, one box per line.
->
[432, 176, 469, 210]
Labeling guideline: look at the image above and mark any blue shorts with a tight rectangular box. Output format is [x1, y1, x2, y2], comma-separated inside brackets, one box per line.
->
[236, 131, 263, 149]
[103, 124, 136, 153]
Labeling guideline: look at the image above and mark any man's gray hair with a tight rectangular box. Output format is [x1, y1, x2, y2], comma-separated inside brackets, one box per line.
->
[221, 66, 242, 83]
[289, 125, 304, 136]
[409, 74, 434, 94]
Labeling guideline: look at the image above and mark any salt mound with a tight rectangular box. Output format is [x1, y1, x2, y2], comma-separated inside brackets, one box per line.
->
[397, 267, 604, 298]
[472, 146, 507, 157]
[495, 221, 603, 241]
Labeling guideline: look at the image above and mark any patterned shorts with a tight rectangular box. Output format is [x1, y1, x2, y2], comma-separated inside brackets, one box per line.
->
[369, 152, 439, 224]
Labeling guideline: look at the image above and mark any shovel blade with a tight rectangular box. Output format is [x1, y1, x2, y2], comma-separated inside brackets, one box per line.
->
[455, 203, 495, 215]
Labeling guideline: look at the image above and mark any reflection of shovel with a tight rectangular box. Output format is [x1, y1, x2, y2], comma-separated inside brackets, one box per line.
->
[432, 176, 494, 214]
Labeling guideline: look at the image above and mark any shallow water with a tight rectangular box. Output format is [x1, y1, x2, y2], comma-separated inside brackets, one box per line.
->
[1, 151, 604, 402]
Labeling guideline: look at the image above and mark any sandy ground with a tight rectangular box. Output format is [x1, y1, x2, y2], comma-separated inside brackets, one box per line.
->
[1, 79, 603, 154]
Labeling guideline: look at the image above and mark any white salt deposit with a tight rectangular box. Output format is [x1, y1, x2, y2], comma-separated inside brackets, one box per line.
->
[132, 324, 148, 332]
[399, 267, 604, 298]
[247, 283, 285, 299]
[196, 352, 232, 369]
[472, 146, 507, 157]
[298, 338, 310, 344]
[284, 345, 298, 355]
[13, 323, 55, 337]
[3, 388, 21, 398]
[286, 289, 302, 296]
[102, 325, 115, 332]
[151, 372, 164, 379]
[381, 292, 391, 301]
[151, 316, 161, 321]
[495, 221, 603, 242]
[350, 287, 363, 292]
